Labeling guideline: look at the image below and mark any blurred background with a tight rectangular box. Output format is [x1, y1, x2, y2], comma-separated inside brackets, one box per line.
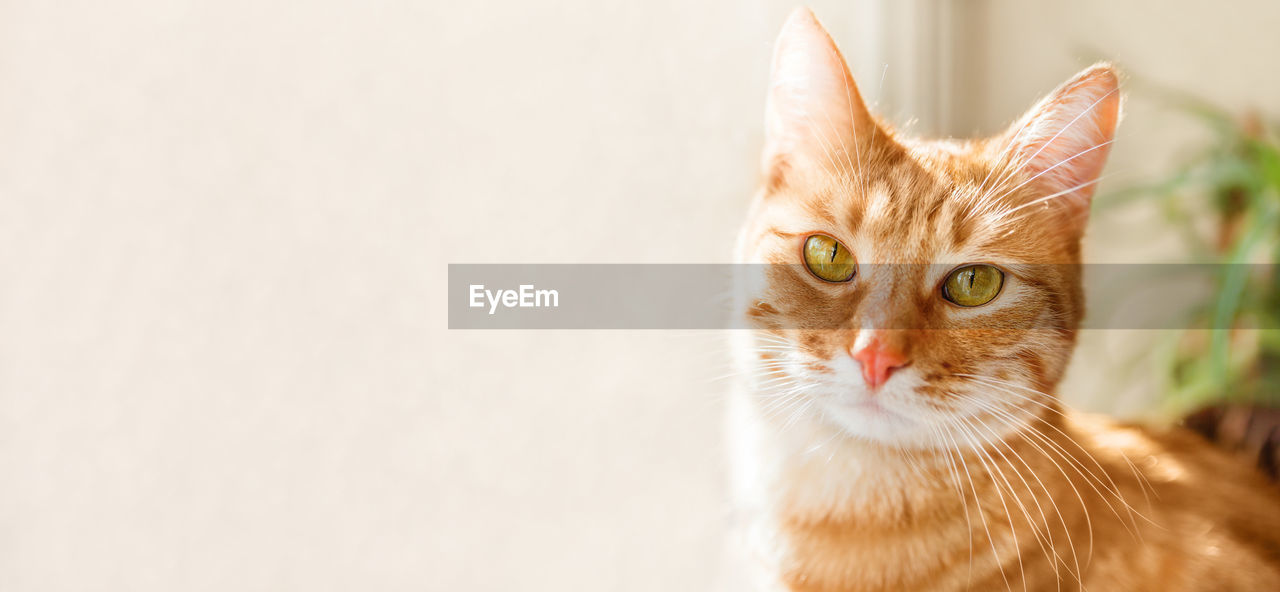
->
[1, 0, 1278, 590]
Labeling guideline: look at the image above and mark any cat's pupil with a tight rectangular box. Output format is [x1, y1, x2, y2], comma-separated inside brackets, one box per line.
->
[829, 244, 838, 263]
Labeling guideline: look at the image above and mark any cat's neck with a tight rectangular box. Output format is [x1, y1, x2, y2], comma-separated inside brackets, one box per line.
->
[728, 387, 1110, 591]
[729, 380, 1090, 520]
[728, 388, 961, 522]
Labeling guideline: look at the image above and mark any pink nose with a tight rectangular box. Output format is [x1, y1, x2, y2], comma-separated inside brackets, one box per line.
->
[852, 341, 909, 390]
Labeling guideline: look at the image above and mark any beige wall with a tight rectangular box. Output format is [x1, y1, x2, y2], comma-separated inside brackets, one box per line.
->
[0, 1, 1276, 590]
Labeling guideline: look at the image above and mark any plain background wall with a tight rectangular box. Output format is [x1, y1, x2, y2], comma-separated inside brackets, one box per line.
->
[0, 1, 1277, 590]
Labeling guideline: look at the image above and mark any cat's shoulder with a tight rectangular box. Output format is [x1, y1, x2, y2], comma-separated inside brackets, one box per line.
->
[1067, 409, 1280, 513]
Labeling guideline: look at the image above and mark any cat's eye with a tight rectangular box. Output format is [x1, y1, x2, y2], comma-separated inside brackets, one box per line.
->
[942, 264, 1004, 307]
[803, 234, 856, 283]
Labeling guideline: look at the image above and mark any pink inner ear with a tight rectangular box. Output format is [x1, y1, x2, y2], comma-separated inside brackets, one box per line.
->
[761, 8, 875, 184]
[1010, 66, 1121, 217]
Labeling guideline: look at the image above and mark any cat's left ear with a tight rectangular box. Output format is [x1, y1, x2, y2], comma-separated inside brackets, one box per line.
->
[998, 64, 1121, 227]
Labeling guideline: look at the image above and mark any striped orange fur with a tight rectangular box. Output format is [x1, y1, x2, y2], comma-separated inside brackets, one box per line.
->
[729, 8, 1280, 591]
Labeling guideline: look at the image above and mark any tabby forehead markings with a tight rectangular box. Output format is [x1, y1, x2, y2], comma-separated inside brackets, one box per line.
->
[860, 184, 892, 228]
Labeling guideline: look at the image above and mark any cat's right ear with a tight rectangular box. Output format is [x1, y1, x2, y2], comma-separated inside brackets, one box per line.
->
[762, 8, 876, 190]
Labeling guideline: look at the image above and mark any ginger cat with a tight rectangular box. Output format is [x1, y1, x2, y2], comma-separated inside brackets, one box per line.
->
[729, 8, 1280, 591]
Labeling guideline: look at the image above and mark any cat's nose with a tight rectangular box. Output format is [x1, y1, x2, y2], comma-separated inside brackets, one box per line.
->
[851, 339, 908, 390]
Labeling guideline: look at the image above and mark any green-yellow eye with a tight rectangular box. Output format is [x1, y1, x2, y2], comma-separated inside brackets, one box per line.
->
[943, 264, 1004, 307]
[803, 234, 856, 283]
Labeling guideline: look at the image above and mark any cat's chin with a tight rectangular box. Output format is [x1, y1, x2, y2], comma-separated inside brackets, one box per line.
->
[817, 395, 940, 449]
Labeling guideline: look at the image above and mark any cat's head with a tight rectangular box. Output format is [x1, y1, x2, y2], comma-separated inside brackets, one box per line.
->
[736, 9, 1120, 447]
